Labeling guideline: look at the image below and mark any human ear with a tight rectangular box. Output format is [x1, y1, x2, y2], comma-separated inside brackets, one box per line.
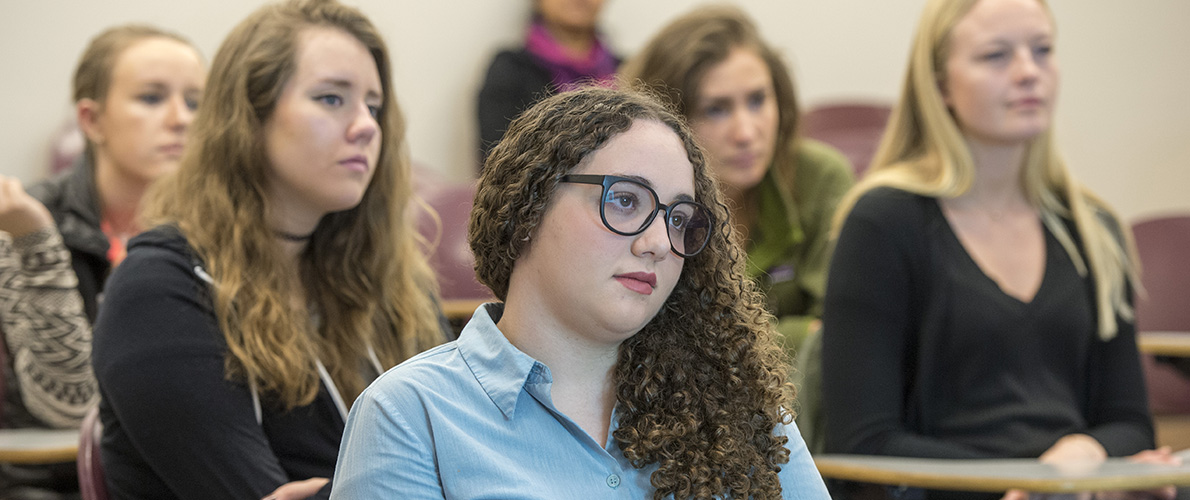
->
[76, 98, 105, 146]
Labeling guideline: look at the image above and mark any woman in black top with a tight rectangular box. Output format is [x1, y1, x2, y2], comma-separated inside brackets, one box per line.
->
[91, 1, 447, 498]
[476, 0, 619, 162]
[821, 0, 1172, 498]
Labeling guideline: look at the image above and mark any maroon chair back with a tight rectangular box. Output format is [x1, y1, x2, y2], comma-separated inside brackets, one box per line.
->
[77, 406, 109, 500]
[412, 171, 491, 301]
[1133, 215, 1190, 414]
[800, 102, 892, 177]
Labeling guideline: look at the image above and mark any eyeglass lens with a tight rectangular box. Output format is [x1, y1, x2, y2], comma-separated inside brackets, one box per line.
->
[603, 180, 711, 256]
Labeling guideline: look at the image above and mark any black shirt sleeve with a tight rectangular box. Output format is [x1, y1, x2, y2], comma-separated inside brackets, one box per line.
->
[92, 243, 293, 499]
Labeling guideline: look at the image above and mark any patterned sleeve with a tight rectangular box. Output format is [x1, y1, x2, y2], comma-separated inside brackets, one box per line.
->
[0, 226, 98, 428]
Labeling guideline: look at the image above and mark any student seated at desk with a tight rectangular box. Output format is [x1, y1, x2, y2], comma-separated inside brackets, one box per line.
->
[91, 1, 447, 498]
[619, 5, 854, 354]
[332, 87, 829, 499]
[821, 0, 1175, 498]
[0, 23, 204, 500]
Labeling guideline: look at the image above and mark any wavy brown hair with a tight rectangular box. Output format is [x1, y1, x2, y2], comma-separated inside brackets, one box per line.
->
[144, 0, 445, 409]
[619, 5, 802, 193]
[471, 87, 795, 499]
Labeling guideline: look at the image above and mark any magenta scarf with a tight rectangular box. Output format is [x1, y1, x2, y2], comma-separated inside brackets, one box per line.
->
[524, 20, 618, 91]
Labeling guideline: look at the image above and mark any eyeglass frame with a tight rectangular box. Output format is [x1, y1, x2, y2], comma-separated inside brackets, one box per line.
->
[558, 174, 713, 257]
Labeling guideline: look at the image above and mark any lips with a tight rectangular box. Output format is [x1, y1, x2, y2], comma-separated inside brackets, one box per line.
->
[729, 153, 760, 170]
[1010, 97, 1044, 109]
[339, 155, 369, 174]
[615, 272, 657, 295]
[159, 144, 185, 157]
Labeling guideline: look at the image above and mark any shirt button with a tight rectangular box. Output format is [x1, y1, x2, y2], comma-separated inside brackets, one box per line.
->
[606, 473, 621, 488]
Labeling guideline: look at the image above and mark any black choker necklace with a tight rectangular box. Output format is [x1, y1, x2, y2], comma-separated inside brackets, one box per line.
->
[274, 229, 314, 242]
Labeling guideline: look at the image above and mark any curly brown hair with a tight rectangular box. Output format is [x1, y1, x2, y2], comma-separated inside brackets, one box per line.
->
[470, 87, 796, 499]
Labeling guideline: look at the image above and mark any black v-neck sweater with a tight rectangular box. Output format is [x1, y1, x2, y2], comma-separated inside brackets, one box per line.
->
[821, 187, 1153, 460]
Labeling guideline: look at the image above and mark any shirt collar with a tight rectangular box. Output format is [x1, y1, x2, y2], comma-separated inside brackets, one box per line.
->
[456, 303, 552, 419]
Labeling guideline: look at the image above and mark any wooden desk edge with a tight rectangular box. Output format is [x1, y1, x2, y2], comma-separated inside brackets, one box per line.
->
[814, 457, 1190, 493]
[0, 446, 78, 464]
[440, 298, 494, 320]
[1137, 331, 1190, 357]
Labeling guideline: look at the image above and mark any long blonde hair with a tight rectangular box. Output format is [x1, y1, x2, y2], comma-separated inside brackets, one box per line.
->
[834, 0, 1137, 339]
[144, 0, 444, 409]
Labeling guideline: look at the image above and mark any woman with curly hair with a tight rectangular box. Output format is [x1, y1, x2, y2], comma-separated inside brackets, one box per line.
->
[332, 87, 828, 499]
[90, 0, 447, 498]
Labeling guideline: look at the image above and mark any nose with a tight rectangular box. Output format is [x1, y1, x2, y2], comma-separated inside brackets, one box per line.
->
[166, 95, 194, 131]
[728, 107, 758, 145]
[631, 208, 673, 261]
[1012, 47, 1041, 86]
[348, 103, 379, 145]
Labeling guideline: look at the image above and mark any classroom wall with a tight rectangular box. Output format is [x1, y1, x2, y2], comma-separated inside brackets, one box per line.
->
[1, 1, 1186, 219]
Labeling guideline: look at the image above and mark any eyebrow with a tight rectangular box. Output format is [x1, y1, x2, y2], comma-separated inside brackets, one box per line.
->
[698, 84, 768, 105]
[315, 77, 382, 101]
[623, 174, 695, 203]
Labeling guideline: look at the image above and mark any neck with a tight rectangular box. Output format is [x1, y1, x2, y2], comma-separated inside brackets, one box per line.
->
[266, 208, 320, 261]
[94, 157, 148, 236]
[497, 293, 620, 418]
[957, 136, 1029, 208]
[542, 21, 595, 59]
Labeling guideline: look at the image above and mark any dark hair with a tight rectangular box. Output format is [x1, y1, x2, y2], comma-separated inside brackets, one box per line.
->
[471, 86, 795, 499]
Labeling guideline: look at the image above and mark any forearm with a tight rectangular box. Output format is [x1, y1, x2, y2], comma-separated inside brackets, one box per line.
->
[0, 227, 97, 427]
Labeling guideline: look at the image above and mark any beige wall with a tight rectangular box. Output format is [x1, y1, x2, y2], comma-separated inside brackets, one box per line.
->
[1, 0, 1186, 219]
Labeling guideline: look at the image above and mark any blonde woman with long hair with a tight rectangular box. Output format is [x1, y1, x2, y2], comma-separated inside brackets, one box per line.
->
[821, 0, 1174, 498]
[91, 1, 446, 498]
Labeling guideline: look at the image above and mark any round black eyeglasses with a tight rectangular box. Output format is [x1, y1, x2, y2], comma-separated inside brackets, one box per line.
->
[560, 174, 713, 257]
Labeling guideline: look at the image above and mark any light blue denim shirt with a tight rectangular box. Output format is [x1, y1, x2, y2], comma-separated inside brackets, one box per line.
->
[332, 303, 829, 499]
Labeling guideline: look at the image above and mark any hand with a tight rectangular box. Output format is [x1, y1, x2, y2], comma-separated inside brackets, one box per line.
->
[262, 477, 330, 500]
[1039, 434, 1108, 465]
[1094, 447, 1179, 500]
[0, 176, 53, 238]
[1000, 489, 1029, 500]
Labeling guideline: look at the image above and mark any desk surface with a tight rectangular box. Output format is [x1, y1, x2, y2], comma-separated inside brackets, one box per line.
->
[440, 298, 492, 321]
[814, 454, 1190, 493]
[0, 428, 79, 464]
[1138, 331, 1190, 357]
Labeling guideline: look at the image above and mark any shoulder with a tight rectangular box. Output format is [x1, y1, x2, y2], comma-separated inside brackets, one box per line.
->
[103, 226, 202, 302]
[485, 48, 541, 75]
[789, 139, 855, 207]
[364, 342, 467, 407]
[849, 187, 933, 224]
[26, 170, 72, 211]
[796, 139, 853, 179]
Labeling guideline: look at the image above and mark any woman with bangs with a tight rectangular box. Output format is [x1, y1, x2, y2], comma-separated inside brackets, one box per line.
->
[822, 0, 1173, 498]
[333, 87, 829, 499]
[90, 1, 447, 498]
